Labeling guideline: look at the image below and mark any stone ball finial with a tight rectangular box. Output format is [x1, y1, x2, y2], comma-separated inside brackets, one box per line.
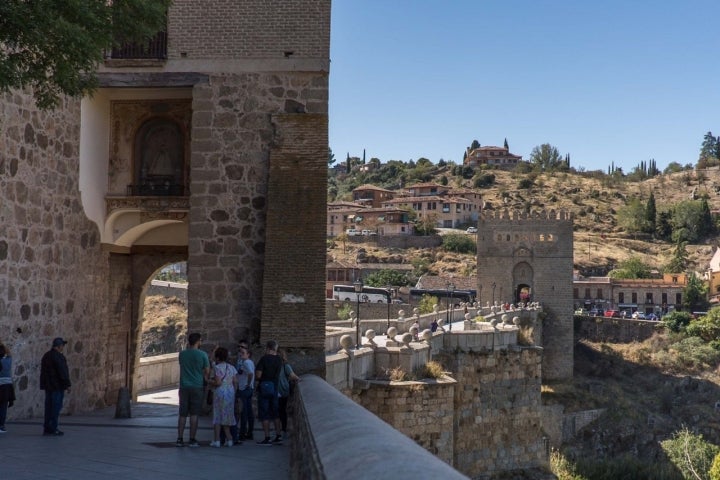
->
[490, 318, 499, 329]
[421, 329, 432, 342]
[412, 307, 420, 317]
[340, 334, 353, 351]
[387, 326, 398, 338]
[513, 316, 520, 325]
[398, 310, 406, 320]
[366, 329, 376, 341]
[501, 313, 510, 324]
[409, 325, 419, 338]
[464, 312, 472, 322]
[401, 332, 413, 346]
[433, 304, 439, 313]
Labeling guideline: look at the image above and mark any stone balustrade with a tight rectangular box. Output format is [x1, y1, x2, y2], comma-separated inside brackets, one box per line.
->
[134, 353, 179, 394]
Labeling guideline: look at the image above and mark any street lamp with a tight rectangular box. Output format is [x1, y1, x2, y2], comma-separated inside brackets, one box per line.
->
[447, 282, 455, 332]
[385, 285, 392, 334]
[354, 278, 363, 349]
[492, 282, 496, 306]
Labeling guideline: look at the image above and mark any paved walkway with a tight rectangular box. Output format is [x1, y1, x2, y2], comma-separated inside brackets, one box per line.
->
[0, 389, 289, 479]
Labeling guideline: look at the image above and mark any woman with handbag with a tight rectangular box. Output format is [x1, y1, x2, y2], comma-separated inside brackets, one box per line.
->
[209, 347, 238, 447]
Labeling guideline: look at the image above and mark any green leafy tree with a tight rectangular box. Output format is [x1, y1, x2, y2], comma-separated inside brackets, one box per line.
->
[665, 240, 689, 274]
[529, 143, 564, 171]
[656, 211, 673, 240]
[685, 308, 720, 344]
[683, 272, 709, 312]
[328, 147, 336, 166]
[671, 200, 707, 243]
[470, 139, 480, 150]
[662, 311, 693, 333]
[644, 192, 657, 234]
[414, 213, 438, 236]
[661, 427, 719, 480]
[700, 131, 719, 162]
[663, 162, 686, 174]
[364, 270, 410, 288]
[0, 0, 172, 109]
[608, 256, 652, 279]
[616, 198, 648, 235]
[710, 452, 720, 480]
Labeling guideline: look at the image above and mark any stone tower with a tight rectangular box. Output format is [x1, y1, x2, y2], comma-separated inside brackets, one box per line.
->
[0, 0, 330, 417]
[477, 209, 574, 380]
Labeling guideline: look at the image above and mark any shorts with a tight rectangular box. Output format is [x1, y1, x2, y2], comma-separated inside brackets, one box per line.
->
[257, 393, 279, 421]
[178, 387, 204, 417]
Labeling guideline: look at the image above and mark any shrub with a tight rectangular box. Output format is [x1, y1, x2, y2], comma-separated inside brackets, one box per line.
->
[473, 173, 496, 188]
[337, 304, 353, 320]
[518, 178, 534, 189]
[418, 294, 438, 314]
[670, 336, 720, 370]
[442, 233, 476, 254]
[710, 452, 720, 480]
[662, 311, 693, 333]
[661, 427, 719, 480]
[421, 361, 444, 379]
[388, 366, 408, 382]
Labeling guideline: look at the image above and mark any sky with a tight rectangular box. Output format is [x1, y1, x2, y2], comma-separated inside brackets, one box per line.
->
[329, 1, 720, 173]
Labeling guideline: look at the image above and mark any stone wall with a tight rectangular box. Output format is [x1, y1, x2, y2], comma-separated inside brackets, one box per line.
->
[447, 347, 547, 477]
[0, 92, 112, 418]
[186, 71, 328, 370]
[574, 316, 662, 343]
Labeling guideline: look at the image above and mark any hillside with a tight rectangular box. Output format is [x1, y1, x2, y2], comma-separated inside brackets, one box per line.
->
[329, 167, 720, 277]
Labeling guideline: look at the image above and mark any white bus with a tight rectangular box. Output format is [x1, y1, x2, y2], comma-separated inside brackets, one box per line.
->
[333, 285, 391, 303]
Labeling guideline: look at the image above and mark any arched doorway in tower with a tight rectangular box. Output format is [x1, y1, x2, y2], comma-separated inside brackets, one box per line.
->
[512, 261, 534, 304]
[132, 261, 189, 401]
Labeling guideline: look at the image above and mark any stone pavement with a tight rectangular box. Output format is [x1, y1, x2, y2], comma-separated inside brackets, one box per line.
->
[0, 389, 289, 479]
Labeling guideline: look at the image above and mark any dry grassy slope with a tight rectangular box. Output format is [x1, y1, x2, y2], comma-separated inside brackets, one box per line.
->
[330, 168, 720, 276]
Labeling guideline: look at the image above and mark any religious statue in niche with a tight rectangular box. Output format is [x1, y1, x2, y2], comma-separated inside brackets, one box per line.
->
[135, 118, 184, 195]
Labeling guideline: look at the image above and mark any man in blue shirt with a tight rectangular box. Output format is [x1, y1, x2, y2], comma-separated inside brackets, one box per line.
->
[176, 332, 210, 447]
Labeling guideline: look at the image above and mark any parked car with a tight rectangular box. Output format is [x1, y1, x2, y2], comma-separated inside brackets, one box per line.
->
[632, 311, 647, 320]
[589, 308, 604, 317]
[466, 227, 478, 233]
[345, 228, 359, 236]
[646, 313, 659, 321]
[604, 310, 622, 318]
[574, 308, 589, 315]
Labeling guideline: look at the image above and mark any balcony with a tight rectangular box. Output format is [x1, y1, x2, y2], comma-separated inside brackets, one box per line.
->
[106, 30, 168, 60]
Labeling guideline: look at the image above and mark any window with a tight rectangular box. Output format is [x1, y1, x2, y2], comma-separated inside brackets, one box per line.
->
[618, 292, 624, 303]
[662, 293, 668, 304]
[676, 292, 682, 305]
[597, 289, 603, 299]
[573, 288, 579, 298]
[632, 292, 637, 303]
[584, 288, 591, 299]
[646, 293, 653, 304]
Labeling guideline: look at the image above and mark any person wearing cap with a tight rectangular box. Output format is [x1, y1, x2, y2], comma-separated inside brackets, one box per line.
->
[40, 337, 71, 436]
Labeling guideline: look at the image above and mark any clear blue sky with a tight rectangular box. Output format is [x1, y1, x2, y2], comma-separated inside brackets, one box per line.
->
[329, 1, 720, 173]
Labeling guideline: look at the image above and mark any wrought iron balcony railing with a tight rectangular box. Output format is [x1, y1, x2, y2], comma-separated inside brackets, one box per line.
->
[109, 31, 168, 60]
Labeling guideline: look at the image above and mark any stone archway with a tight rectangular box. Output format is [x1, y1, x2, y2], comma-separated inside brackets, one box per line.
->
[512, 262, 533, 304]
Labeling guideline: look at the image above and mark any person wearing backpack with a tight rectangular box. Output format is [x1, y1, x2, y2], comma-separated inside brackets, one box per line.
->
[277, 348, 300, 436]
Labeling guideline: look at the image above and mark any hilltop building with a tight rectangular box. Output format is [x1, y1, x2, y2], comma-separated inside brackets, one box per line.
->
[465, 145, 524, 169]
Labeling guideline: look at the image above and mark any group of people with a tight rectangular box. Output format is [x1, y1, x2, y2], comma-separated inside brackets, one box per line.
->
[176, 333, 299, 448]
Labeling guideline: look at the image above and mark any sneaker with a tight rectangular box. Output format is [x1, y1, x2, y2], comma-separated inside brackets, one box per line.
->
[210, 440, 221, 448]
[188, 439, 200, 448]
[244, 433, 254, 440]
[225, 440, 234, 447]
[0, 426, 6, 433]
[43, 430, 64, 436]
[272, 435, 283, 445]
[256, 438, 272, 446]
[175, 438, 184, 447]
